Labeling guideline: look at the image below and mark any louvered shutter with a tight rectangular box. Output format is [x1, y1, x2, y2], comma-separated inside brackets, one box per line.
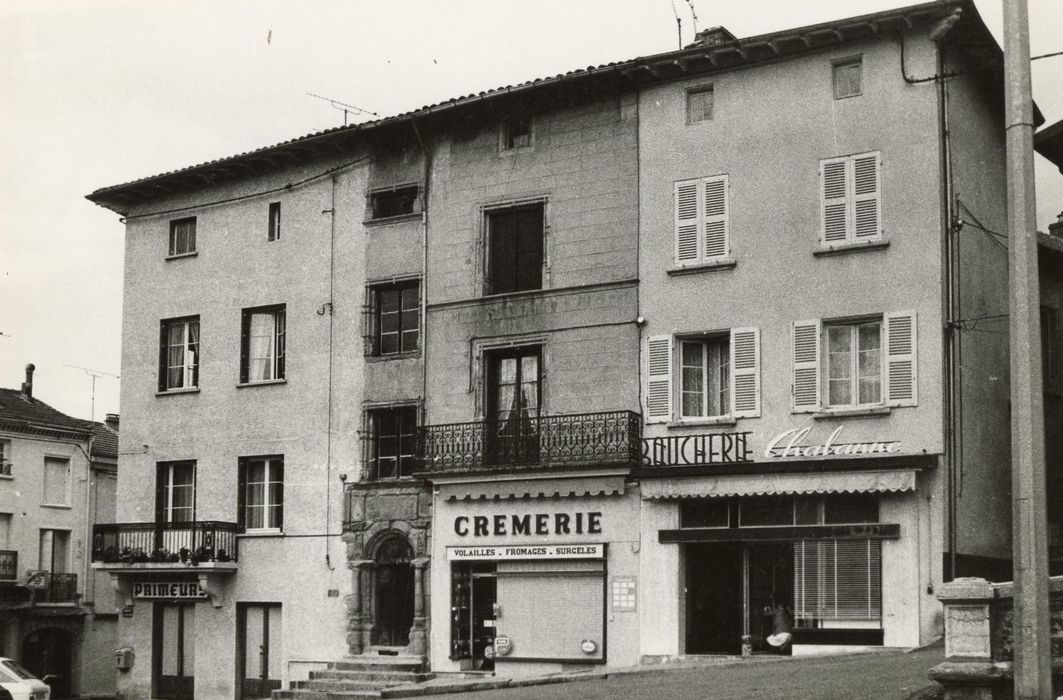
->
[792, 320, 821, 412]
[703, 175, 729, 260]
[730, 327, 760, 417]
[885, 310, 917, 406]
[853, 153, 882, 239]
[646, 335, 673, 423]
[237, 460, 247, 531]
[674, 180, 700, 264]
[821, 159, 849, 244]
[239, 311, 250, 384]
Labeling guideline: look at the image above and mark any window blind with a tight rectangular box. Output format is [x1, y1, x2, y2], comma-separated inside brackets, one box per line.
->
[794, 539, 881, 622]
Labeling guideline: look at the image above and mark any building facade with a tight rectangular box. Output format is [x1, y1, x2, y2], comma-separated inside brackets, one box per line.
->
[86, 0, 1055, 696]
[0, 365, 118, 698]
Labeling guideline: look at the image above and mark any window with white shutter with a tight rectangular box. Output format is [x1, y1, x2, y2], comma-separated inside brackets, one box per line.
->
[792, 320, 821, 412]
[674, 175, 730, 265]
[819, 152, 881, 245]
[646, 336, 673, 423]
[885, 311, 917, 406]
[730, 327, 760, 418]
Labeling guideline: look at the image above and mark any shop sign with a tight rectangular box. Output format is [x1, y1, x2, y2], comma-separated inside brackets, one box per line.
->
[495, 636, 513, 656]
[641, 432, 753, 467]
[765, 426, 901, 459]
[447, 543, 605, 561]
[454, 512, 602, 537]
[132, 581, 208, 600]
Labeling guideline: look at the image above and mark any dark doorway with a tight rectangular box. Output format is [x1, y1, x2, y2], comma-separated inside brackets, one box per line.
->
[372, 536, 414, 647]
[471, 572, 497, 669]
[485, 347, 541, 465]
[686, 543, 743, 654]
[22, 628, 72, 698]
[236, 603, 281, 699]
[153, 602, 195, 700]
[747, 543, 794, 653]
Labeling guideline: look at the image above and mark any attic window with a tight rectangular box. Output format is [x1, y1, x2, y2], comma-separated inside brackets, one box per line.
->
[687, 86, 714, 124]
[833, 57, 862, 99]
[370, 185, 419, 220]
[501, 116, 533, 152]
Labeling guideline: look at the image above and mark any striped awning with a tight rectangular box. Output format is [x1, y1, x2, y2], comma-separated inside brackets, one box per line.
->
[442, 476, 626, 501]
[640, 470, 916, 500]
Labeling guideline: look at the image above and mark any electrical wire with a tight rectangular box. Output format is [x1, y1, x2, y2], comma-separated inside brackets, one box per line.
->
[1032, 49, 1063, 61]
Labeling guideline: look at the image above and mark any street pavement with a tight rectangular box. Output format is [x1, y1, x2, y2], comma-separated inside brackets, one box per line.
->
[460, 645, 944, 700]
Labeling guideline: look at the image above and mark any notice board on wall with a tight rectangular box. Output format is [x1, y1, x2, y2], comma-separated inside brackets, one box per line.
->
[495, 559, 605, 661]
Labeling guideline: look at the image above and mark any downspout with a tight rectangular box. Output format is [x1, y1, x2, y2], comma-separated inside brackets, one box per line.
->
[324, 175, 338, 570]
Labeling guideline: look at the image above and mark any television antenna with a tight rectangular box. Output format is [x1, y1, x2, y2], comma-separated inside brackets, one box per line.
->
[306, 92, 379, 126]
[63, 364, 120, 422]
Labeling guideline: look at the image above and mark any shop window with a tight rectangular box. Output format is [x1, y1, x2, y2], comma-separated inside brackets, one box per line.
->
[833, 57, 862, 99]
[792, 312, 916, 412]
[794, 539, 881, 624]
[740, 496, 795, 527]
[686, 85, 714, 124]
[450, 562, 496, 662]
[820, 151, 881, 245]
[267, 202, 281, 241]
[485, 204, 544, 295]
[42, 457, 70, 506]
[365, 407, 418, 480]
[500, 116, 533, 152]
[241, 305, 286, 383]
[158, 316, 199, 392]
[674, 174, 730, 266]
[679, 498, 731, 528]
[823, 493, 879, 524]
[238, 456, 284, 532]
[366, 281, 420, 356]
[369, 185, 420, 220]
[168, 217, 197, 256]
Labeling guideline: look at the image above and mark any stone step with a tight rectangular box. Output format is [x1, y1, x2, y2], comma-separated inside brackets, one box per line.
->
[272, 690, 381, 700]
[294, 680, 390, 692]
[309, 670, 434, 684]
[328, 657, 426, 673]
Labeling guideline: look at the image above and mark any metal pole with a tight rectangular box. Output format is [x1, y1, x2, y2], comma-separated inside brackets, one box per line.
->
[1003, 0, 1051, 697]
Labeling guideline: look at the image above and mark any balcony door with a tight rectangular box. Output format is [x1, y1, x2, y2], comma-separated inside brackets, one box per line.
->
[155, 461, 196, 554]
[485, 347, 541, 464]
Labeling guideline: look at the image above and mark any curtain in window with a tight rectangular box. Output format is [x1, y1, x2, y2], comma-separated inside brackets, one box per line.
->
[248, 313, 276, 381]
[168, 323, 187, 389]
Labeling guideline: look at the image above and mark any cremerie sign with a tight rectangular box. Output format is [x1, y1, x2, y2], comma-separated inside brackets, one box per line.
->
[133, 581, 208, 600]
[447, 543, 605, 561]
[454, 512, 602, 537]
[765, 426, 901, 459]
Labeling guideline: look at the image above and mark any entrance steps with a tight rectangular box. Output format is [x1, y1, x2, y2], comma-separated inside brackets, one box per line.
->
[273, 654, 431, 700]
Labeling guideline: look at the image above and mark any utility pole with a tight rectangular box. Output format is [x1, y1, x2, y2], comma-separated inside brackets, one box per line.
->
[1003, 1, 1051, 697]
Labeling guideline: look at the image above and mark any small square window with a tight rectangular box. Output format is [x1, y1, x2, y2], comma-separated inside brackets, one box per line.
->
[833, 58, 862, 99]
[268, 202, 281, 241]
[241, 305, 286, 383]
[169, 217, 197, 256]
[370, 185, 419, 220]
[687, 86, 714, 123]
[501, 116, 533, 152]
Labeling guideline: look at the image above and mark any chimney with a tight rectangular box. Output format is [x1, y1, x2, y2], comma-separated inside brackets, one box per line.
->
[105, 413, 120, 430]
[21, 363, 35, 399]
[1050, 212, 1063, 239]
[686, 26, 737, 49]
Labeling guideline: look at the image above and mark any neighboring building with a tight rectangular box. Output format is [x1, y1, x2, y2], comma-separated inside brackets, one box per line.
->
[0, 364, 118, 698]
[85, 0, 1057, 696]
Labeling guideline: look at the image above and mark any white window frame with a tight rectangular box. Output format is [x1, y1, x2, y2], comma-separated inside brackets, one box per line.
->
[820, 152, 882, 245]
[161, 317, 200, 391]
[242, 456, 283, 532]
[824, 320, 883, 409]
[160, 462, 196, 524]
[242, 306, 286, 383]
[679, 336, 730, 419]
[674, 174, 730, 266]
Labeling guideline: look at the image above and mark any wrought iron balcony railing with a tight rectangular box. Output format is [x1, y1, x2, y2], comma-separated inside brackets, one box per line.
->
[92, 521, 239, 564]
[0, 550, 16, 581]
[38, 572, 78, 603]
[417, 410, 641, 474]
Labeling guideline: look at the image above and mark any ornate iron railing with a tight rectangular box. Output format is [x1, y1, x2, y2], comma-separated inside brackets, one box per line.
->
[38, 572, 78, 603]
[92, 521, 239, 564]
[417, 410, 641, 473]
[0, 550, 16, 581]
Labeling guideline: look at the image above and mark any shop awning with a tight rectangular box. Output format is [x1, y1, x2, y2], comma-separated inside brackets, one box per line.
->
[443, 476, 626, 501]
[640, 469, 916, 500]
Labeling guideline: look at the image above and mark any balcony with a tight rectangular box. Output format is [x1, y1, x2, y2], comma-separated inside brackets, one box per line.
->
[36, 572, 78, 604]
[417, 410, 641, 475]
[0, 550, 16, 582]
[91, 521, 239, 572]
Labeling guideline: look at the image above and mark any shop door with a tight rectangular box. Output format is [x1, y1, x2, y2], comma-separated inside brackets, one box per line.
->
[747, 543, 794, 653]
[153, 602, 195, 700]
[471, 572, 497, 669]
[485, 348, 541, 464]
[237, 604, 282, 699]
[686, 543, 743, 654]
[21, 628, 72, 698]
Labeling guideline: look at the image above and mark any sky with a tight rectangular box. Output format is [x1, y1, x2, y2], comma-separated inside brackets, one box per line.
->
[1, 0, 1061, 422]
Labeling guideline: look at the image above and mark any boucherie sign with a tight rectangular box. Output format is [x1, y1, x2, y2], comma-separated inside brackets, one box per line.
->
[765, 426, 901, 459]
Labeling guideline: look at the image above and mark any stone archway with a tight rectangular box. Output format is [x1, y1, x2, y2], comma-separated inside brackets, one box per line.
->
[369, 533, 414, 647]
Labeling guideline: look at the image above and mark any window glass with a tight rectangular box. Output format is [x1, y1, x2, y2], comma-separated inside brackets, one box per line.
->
[740, 496, 794, 527]
[502, 117, 532, 150]
[368, 408, 417, 479]
[268, 202, 281, 241]
[826, 321, 881, 408]
[486, 204, 544, 295]
[371, 186, 418, 219]
[680, 337, 730, 417]
[687, 87, 713, 123]
[823, 493, 879, 524]
[243, 307, 285, 382]
[371, 282, 420, 356]
[833, 59, 862, 99]
[680, 499, 730, 528]
[169, 217, 197, 255]
[242, 457, 283, 530]
[162, 318, 199, 391]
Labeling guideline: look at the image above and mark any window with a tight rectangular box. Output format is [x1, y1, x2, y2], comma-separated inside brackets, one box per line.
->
[687, 86, 714, 123]
[370, 185, 419, 220]
[826, 321, 882, 408]
[674, 175, 730, 265]
[39, 529, 70, 573]
[159, 317, 200, 392]
[794, 539, 881, 624]
[238, 456, 283, 532]
[833, 57, 862, 99]
[268, 202, 281, 241]
[366, 281, 420, 356]
[42, 457, 70, 505]
[646, 328, 760, 424]
[680, 337, 729, 418]
[1042, 306, 1059, 391]
[169, 217, 197, 256]
[485, 347, 542, 464]
[366, 407, 417, 480]
[155, 462, 195, 524]
[241, 306, 286, 383]
[500, 116, 533, 151]
[153, 603, 195, 700]
[820, 152, 882, 244]
[0, 439, 10, 476]
[792, 312, 916, 412]
[485, 203, 544, 295]
[680, 499, 730, 528]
